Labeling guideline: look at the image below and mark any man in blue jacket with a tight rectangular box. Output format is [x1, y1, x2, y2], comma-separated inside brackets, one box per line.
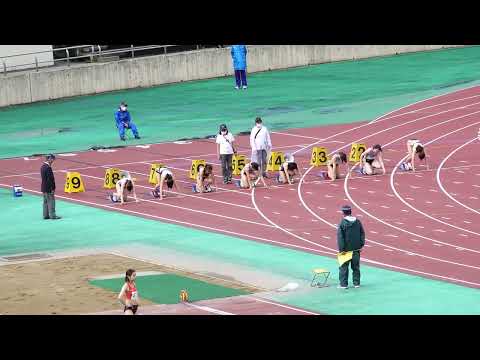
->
[114, 102, 140, 141]
[231, 45, 248, 90]
[337, 205, 365, 289]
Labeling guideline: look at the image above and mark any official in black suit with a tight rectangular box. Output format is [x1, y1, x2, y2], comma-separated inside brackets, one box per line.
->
[41, 154, 61, 220]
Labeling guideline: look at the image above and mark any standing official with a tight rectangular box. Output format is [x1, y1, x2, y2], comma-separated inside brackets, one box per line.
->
[231, 45, 248, 89]
[250, 117, 272, 178]
[41, 154, 61, 220]
[337, 205, 365, 289]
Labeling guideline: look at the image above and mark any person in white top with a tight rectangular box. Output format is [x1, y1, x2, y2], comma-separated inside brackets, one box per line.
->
[250, 117, 272, 178]
[216, 124, 236, 184]
[109, 176, 138, 205]
[151, 166, 180, 200]
[405, 139, 428, 172]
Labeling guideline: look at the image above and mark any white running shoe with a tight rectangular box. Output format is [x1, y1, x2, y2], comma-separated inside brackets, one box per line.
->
[242, 85, 247, 89]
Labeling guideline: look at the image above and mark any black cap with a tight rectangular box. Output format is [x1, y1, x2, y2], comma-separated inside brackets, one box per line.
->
[219, 124, 227, 131]
[255, 117, 262, 124]
[120, 101, 128, 107]
[46, 154, 56, 161]
[341, 205, 352, 214]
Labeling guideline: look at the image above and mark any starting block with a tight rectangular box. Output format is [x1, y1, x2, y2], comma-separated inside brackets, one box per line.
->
[349, 143, 367, 163]
[267, 151, 285, 171]
[64, 172, 85, 193]
[232, 154, 247, 175]
[103, 168, 121, 189]
[189, 160, 206, 180]
[148, 163, 164, 184]
[310, 268, 330, 287]
[310, 147, 329, 167]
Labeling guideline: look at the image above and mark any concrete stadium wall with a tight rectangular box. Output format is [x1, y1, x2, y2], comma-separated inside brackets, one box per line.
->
[0, 45, 464, 108]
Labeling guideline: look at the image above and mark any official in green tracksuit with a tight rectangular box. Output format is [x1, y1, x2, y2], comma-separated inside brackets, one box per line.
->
[337, 205, 365, 289]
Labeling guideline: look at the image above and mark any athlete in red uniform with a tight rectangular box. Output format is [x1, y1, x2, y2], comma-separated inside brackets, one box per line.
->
[118, 269, 139, 315]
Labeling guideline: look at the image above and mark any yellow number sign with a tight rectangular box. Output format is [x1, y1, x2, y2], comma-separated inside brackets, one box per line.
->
[64, 172, 85, 193]
[189, 160, 206, 180]
[104, 168, 121, 189]
[349, 143, 367, 163]
[267, 152, 285, 171]
[232, 154, 247, 175]
[148, 163, 164, 184]
[310, 147, 329, 166]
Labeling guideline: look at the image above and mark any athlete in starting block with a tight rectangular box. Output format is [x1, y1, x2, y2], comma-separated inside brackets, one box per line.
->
[151, 166, 180, 200]
[193, 164, 216, 193]
[236, 162, 268, 189]
[110, 177, 138, 205]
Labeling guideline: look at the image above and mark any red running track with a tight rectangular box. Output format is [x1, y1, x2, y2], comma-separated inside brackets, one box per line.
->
[1, 85, 480, 289]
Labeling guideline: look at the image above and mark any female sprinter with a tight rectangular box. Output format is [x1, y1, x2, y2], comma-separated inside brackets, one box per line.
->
[277, 160, 301, 184]
[237, 162, 268, 189]
[151, 166, 180, 200]
[359, 144, 386, 175]
[118, 269, 139, 315]
[405, 139, 428, 171]
[109, 176, 138, 205]
[326, 151, 348, 181]
[194, 164, 216, 193]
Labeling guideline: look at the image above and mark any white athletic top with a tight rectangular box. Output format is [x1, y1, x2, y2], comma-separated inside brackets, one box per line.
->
[117, 177, 130, 187]
[216, 133, 235, 154]
[156, 167, 172, 177]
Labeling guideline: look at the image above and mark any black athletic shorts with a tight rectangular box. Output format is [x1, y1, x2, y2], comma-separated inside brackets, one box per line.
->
[124, 304, 138, 314]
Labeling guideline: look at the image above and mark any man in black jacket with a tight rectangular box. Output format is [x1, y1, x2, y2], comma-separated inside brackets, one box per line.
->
[41, 154, 61, 220]
[337, 205, 365, 289]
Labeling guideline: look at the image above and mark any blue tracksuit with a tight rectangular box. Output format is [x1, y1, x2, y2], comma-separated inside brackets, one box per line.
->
[114, 109, 139, 139]
[231, 45, 248, 88]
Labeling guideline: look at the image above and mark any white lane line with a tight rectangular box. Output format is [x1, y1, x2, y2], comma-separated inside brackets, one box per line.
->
[317, 207, 326, 210]
[469, 196, 478, 200]
[311, 219, 319, 222]
[386, 194, 395, 197]
[445, 204, 455, 208]
[433, 244, 443, 247]
[411, 239, 421, 242]
[291, 215, 300, 219]
[367, 190, 376, 194]
[246, 296, 319, 315]
[433, 229, 447, 233]
[325, 194, 333, 198]
[370, 231, 378, 234]
[273, 211, 281, 215]
[322, 236, 331, 239]
[426, 201, 433, 204]
[429, 189, 438, 192]
[453, 181, 464, 185]
[385, 234, 399, 238]
[281, 200, 289, 203]
[441, 217, 451, 220]
[306, 192, 313, 195]
[459, 234, 468, 237]
[464, 220, 472, 224]
[459, 160, 469, 163]
[361, 202, 369, 205]
[380, 205, 390, 209]
[264, 196, 271, 199]
[401, 210, 409, 212]
[271, 131, 323, 140]
[395, 222, 404, 225]
[303, 232, 311, 235]
[406, 197, 415, 201]
[416, 226, 425, 229]
[410, 185, 421, 189]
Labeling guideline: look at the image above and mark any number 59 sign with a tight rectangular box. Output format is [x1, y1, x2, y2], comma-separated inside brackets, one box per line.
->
[64, 172, 85, 193]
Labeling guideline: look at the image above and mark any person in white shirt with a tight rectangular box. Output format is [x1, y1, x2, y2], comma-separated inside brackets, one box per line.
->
[216, 124, 236, 184]
[250, 117, 272, 178]
[109, 176, 138, 205]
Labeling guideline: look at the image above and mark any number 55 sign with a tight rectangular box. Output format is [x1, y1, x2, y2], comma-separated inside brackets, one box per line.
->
[232, 154, 247, 175]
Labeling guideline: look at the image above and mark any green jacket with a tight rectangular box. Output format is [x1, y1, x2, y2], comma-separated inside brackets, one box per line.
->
[337, 216, 365, 252]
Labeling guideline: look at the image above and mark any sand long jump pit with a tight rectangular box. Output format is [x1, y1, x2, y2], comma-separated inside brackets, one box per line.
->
[0, 251, 261, 315]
